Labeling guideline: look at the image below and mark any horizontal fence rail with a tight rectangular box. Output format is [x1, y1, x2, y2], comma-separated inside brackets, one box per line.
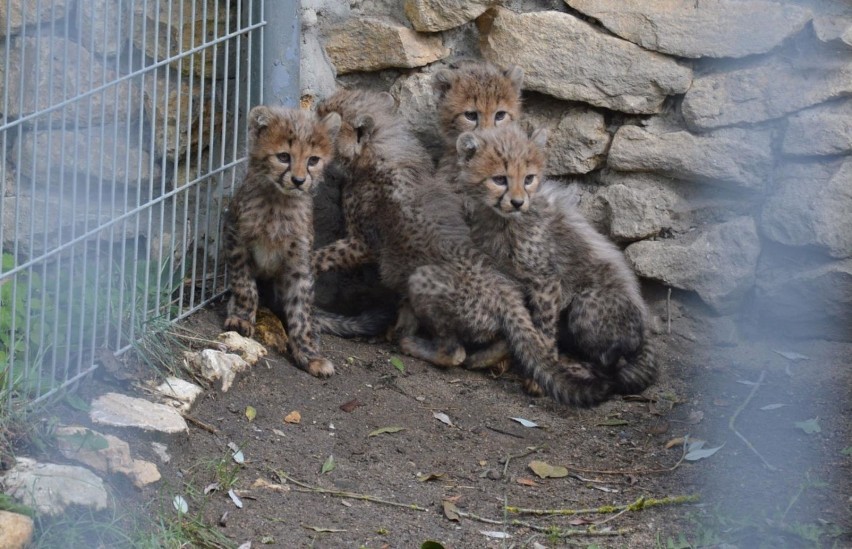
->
[0, 0, 283, 409]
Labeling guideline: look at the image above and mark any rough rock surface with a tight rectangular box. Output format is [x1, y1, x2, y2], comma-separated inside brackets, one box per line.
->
[0, 37, 139, 126]
[755, 255, 852, 341]
[608, 124, 772, 190]
[2, 458, 108, 516]
[0, 0, 68, 37]
[185, 349, 250, 392]
[217, 331, 268, 365]
[324, 17, 450, 74]
[761, 159, 852, 259]
[0, 510, 33, 549]
[77, 0, 131, 57]
[55, 426, 161, 488]
[405, 0, 495, 32]
[782, 98, 852, 156]
[524, 100, 609, 175]
[563, 0, 811, 58]
[625, 216, 761, 313]
[155, 377, 205, 412]
[478, 7, 692, 114]
[683, 54, 852, 130]
[90, 393, 189, 433]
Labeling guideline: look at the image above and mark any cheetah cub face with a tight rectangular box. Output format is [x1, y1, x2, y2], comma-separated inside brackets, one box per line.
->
[433, 62, 524, 144]
[247, 105, 340, 195]
[457, 125, 548, 217]
[316, 89, 396, 164]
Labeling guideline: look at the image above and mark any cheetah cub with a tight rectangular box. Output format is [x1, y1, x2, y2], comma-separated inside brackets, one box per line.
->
[457, 125, 657, 394]
[223, 106, 341, 378]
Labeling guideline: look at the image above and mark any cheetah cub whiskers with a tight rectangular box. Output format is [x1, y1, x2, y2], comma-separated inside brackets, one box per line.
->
[224, 106, 340, 378]
[458, 125, 657, 395]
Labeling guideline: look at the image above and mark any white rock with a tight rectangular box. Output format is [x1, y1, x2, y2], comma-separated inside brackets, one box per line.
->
[151, 442, 171, 464]
[217, 331, 267, 365]
[155, 376, 204, 412]
[185, 349, 249, 392]
[90, 393, 188, 433]
[2, 458, 108, 516]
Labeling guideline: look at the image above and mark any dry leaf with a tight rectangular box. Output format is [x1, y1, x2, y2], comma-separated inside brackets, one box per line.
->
[228, 489, 244, 508]
[433, 412, 453, 426]
[647, 420, 670, 435]
[528, 460, 569, 479]
[301, 525, 346, 533]
[284, 411, 301, 424]
[368, 426, 405, 437]
[442, 500, 460, 522]
[339, 399, 362, 413]
[245, 406, 257, 422]
[251, 478, 290, 492]
[516, 477, 538, 487]
[568, 517, 594, 526]
[417, 473, 446, 482]
[685, 410, 704, 424]
[204, 482, 221, 494]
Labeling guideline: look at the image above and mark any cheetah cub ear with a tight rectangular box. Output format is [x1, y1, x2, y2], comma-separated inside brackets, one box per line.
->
[432, 68, 454, 100]
[529, 127, 548, 149]
[247, 105, 272, 138]
[504, 65, 524, 94]
[321, 112, 341, 141]
[353, 114, 377, 144]
[376, 91, 396, 112]
[456, 132, 483, 162]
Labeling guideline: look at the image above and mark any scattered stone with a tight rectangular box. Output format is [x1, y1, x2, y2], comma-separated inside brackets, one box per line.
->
[151, 442, 171, 464]
[2, 457, 108, 516]
[782, 98, 852, 156]
[683, 54, 852, 130]
[478, 7, 692, 114]
[155, 377, 204, 412]
[55, 426, 161, 488]
[596, 179, 678, 241]
[0, 510, 33, 549]
[404, 0, 494, 32]
[563, 0, 811, 58]
[0, 37, 140, 126]
[90, 393, 188, 433]
[524, 99, 609, 175]
[608, 124, 772, 191]
[76, 0, 132, 57]
[755, 255, 852, 342]
[324, 17, 450, 74]
[760, 159, 852, 259]
[625, 217, 761, 313]
[0, 0, 69, 37]
[254, 307, 289, 355]
[217, 331, 268, 365]
[185, 349, 250, 392]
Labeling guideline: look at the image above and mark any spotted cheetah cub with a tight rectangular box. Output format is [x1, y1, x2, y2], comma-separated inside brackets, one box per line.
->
[457, 125, 657, 394]
[314, 88, 613, 407]
[223, 106, 340, 378]
[433, 60, 524, 182]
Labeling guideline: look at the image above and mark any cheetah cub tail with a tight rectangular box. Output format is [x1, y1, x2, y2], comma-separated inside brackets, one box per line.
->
[314, 307, 396, 338]
[613, 331, 658, 395]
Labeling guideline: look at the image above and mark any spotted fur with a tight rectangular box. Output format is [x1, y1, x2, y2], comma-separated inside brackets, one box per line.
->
[313, 88, 613, 407]
[458, 125, 657, 395]
[223, 106, 340, 378]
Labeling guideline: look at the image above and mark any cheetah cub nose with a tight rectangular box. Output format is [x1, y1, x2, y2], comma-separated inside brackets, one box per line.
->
[291, 176, 306, 187]
[510, 198, 524, 209]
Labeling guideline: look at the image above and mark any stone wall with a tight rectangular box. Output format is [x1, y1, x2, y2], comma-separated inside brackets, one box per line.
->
[304, 0, 852, 342]
[0, 0, 234, 263]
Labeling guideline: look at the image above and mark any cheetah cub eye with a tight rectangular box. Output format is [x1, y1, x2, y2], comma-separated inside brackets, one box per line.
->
[463, 111, 478, 122]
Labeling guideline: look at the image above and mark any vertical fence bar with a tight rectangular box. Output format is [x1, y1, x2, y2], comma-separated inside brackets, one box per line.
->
[259, 1, 300, 107]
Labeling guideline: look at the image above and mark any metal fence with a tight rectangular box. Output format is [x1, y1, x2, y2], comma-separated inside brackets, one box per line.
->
[0, 0, 297, 409]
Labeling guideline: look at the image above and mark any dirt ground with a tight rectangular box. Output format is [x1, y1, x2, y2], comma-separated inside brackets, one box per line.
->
[32, 295, 852, 548]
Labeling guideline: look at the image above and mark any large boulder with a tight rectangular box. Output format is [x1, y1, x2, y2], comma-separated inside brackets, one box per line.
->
[405, 0, 495, 32]
[477, 7, 692, 114]
[77, 0, 132, 57]
[782, 98, 852, 157]
[608, 123, 773, 191]
[524, 98, 610, 175]
[0, 0, 68, 37]
[324, 17, 450, 74]
[2, 457, 108, 516]
[625, 216, 761, 313]
[683, 53, 852, 130]
[760, 159, 852, 259]
[563, 0, 811, 58]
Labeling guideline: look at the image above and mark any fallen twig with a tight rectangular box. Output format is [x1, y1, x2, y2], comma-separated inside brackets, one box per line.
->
[485, 424, 526, 439]
[275, 470, 427, 512]
[451, 506, 627, 537]
[729, 370, 777, 471]
[506, 494, 699, 516]
[666, 287, 672, 334]
[500, 445, 543, 478]
[185, 414, 220, 434]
